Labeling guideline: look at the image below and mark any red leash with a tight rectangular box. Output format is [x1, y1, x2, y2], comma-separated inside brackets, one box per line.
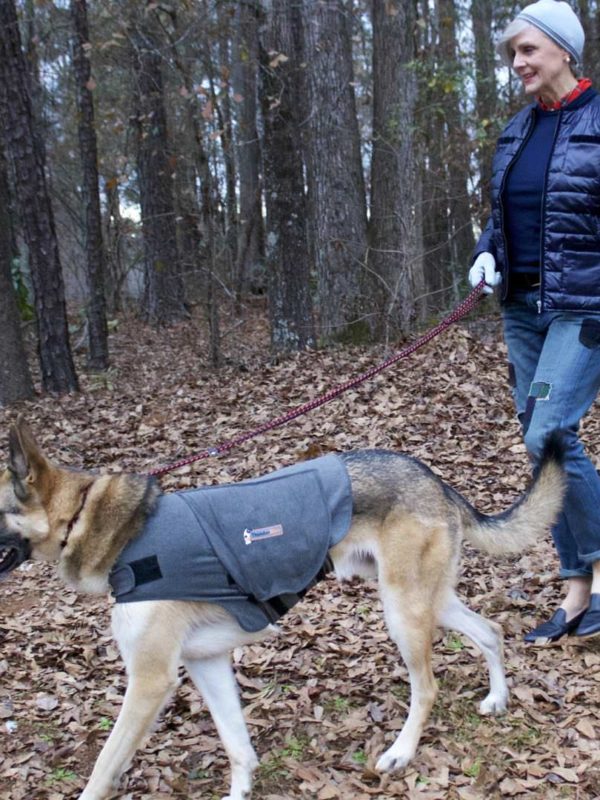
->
[147, 282, 487, 477]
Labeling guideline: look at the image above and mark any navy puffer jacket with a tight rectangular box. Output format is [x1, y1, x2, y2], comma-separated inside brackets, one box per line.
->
[475, 90, 600, 311]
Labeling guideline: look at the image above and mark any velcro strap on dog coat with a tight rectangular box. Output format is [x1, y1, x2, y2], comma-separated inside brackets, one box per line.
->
[109, 555, 163, 595]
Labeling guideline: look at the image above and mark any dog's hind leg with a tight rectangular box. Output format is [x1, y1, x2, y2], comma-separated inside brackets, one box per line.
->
[375, 582, 438, 773]
[439, 593, 508, 715]
[184, 653, 258, 800]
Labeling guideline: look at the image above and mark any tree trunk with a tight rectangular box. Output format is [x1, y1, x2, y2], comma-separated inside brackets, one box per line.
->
[23, 0, 45, 135]
[174, 158, 204, 302]
[131, 21, 186, 326]
[421, 111, 453, 309]
[471, 0, 498, 226]
[165, 19, 222, 365]
[103, 176, 126, 314]
[578, 1, 600, 86]
[214, 4, 238, 269]
[0, 0, 78, 394]
[437, 0, 474, 285]
[417, 0, 451, 311]
[300, 0, 368, 342]
[71, 0, 109, 370]
[370, 0, 423, 337]
[196, 1, 237, 280]
[261, 0, 315, 353]
[233, 0, 263, 305]
[0, 146, 33, 405]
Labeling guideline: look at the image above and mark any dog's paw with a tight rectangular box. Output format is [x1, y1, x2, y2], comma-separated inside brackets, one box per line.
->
[375, 747, 413, 773]
[479, 693, 508, 716]
[221, 790, 252, 800]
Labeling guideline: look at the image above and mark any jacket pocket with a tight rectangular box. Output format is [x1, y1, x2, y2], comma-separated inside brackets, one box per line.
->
[569, 134, 600, 144]
[580, 319, 600, 348]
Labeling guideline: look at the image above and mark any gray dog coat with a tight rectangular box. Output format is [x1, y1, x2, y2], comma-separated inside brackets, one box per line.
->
[109, 454, 353, 631]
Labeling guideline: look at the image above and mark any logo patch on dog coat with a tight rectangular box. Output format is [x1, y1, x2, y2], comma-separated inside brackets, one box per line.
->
[243, 524, 284, 545]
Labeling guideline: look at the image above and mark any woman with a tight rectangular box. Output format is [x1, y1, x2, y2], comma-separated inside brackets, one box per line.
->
[468, 0, 600, 642]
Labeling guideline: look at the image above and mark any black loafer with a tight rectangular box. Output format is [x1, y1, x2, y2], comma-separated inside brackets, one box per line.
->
[574, 594, 600, 638]
[524, 607, 587, 643]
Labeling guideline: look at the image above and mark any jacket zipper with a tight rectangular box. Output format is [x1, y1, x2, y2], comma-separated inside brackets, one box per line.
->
[499, 109, 536, 302]
[537, 109, 563, 313]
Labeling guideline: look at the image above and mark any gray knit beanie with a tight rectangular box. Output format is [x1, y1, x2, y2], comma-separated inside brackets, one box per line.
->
[497, 1, 585, 65]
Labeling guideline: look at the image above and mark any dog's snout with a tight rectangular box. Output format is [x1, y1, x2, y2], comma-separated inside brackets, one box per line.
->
[0, 530, 31, 577]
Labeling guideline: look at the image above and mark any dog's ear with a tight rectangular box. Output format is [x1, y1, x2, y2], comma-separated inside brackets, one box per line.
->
[8, 418, 47, 484]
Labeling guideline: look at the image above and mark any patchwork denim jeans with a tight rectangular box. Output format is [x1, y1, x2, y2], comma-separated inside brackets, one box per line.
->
[503, 291, 600, 578]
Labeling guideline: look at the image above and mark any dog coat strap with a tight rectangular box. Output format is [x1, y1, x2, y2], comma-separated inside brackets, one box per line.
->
[109, 555, 163, 596]
[252, 554, 335, 622]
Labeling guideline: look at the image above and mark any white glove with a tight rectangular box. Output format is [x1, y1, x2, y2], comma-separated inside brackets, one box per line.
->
[468, 252, 501, 295]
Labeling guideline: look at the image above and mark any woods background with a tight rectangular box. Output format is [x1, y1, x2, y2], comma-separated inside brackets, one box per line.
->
[3, 0, 600, 403]
[2, 3, 600, 799]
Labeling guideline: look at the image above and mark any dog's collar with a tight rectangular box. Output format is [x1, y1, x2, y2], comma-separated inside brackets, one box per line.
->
[61, 482, 93, 550]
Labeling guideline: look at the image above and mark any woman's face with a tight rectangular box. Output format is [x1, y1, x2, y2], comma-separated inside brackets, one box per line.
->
[509, 25, 574, 102]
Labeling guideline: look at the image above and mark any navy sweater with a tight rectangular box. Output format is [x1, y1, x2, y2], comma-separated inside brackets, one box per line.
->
[502, 88, 596, 278]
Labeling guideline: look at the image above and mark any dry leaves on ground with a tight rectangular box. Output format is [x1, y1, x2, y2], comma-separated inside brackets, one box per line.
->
[1, 303, 599, 800]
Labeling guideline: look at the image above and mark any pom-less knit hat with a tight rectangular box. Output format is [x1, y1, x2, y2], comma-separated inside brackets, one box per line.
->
[498, 1, 585, 65]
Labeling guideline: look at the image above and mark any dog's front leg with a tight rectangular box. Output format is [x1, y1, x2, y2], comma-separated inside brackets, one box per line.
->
[78, 664, 178, 800]
[79, 600, 185, 800]
[184, 654, 258, 800]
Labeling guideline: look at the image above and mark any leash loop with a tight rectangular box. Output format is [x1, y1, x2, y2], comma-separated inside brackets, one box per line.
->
[147, 282, 487, 477]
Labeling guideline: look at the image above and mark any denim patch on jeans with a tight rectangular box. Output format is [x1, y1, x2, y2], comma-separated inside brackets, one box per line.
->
[503, 291, 600, 578]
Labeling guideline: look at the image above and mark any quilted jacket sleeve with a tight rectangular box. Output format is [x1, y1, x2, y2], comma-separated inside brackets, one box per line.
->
[472, 216, 496, 263]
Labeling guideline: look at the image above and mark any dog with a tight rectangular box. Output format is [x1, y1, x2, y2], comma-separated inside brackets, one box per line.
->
[0, 419, 565, 800]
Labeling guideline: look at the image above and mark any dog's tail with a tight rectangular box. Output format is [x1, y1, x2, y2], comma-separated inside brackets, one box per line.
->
[460, 432, 566, 556]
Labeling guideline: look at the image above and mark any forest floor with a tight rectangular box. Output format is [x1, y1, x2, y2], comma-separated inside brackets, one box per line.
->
[1, 298, 599, 800]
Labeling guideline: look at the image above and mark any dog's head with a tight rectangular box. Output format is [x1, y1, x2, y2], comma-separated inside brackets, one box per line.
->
[1, 418, 160, 592]
[0, 419, 53, 578]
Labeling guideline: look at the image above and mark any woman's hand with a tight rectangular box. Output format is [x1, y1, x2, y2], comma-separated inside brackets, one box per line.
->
[468, 252, 501, 295]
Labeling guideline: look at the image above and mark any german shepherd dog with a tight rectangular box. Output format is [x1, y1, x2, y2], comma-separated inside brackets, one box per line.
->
[0, 420, 565, 800]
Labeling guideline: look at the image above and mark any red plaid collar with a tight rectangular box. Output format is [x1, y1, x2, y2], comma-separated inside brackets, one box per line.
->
[537, 78, 592, 111]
